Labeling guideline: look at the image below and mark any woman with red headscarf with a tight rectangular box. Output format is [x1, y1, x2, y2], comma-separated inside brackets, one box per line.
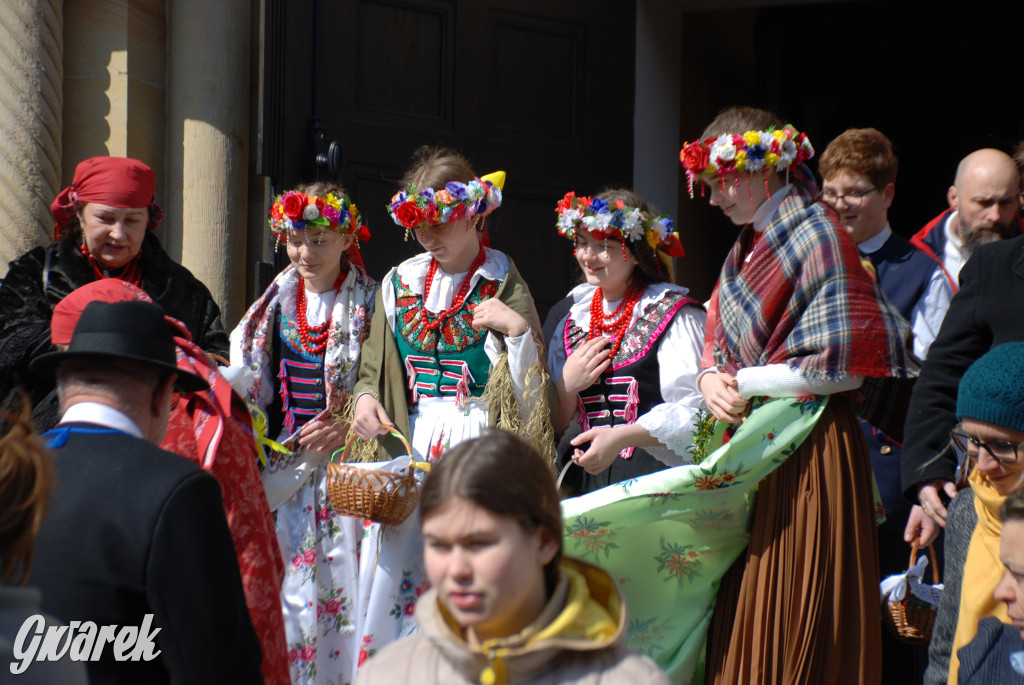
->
[0, 156, 227, 429]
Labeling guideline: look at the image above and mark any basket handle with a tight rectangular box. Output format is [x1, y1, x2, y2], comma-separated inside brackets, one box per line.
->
[332, 426, 414, 464]
[908, 540, 940, 584]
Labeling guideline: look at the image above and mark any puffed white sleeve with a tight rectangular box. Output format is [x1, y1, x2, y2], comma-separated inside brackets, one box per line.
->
[227, 326, 273, 410]
[635, 305, 707, 466]
[734, 364, 863, 398]
[484, 327, 541, 412]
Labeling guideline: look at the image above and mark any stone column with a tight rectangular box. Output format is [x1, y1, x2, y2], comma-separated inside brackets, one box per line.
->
[167, 0, 251, 326]
[0, 0, 62, 272]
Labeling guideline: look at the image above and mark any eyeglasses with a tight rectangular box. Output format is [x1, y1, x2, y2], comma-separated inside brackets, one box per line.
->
[950, 429, 1024, 465]
[817, 187, 878, 208]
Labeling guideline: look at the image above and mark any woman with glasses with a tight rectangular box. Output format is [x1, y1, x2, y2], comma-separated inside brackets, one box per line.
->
[923, 341, 1024, 685]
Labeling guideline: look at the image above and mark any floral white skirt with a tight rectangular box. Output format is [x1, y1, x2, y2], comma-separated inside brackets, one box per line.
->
[276, 460, 426, 684]
[278, 396, 487, 684]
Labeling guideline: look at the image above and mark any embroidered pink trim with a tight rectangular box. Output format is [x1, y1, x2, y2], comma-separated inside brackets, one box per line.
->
[611, 296, 696, 370]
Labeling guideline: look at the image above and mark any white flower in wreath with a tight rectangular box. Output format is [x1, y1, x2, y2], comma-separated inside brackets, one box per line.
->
[745, 156, 766, 173]
[557, 213, 577, 233]
[776, 139, 797, 169]
[581, 215, 600, 232]
[709, 139, 736, 164]
[651, 219, 670, 241]
[466, 181, 485, 201]
[594, 212, 613, 232]
[303, 204, 320, 221]
[621, 208, 646, 241]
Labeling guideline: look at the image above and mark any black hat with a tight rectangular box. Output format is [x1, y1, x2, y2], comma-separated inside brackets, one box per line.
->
[31, 300, 209, 393]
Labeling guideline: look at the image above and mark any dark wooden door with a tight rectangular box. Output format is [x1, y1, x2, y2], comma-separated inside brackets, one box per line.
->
[262, 0, 636, 317]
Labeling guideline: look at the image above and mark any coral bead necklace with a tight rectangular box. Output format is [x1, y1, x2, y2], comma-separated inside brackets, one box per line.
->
[295, 271, 345, 355]
[421, 246, 487, 331]
[80, 243, 143, 287]
[589, 281, 643, 360]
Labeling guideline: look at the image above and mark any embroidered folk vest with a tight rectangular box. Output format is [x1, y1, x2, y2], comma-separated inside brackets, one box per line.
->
[393, 271, 498, 405]
[270, 308, 327, 436]
[564, 291, 695, 460]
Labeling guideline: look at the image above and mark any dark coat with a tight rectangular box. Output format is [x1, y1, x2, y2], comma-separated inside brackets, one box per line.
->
[902, 234, 1024, 500]
[26, 425, 264, 685]
[0, 233, 228, 429]
[957, 617, 1024, 684]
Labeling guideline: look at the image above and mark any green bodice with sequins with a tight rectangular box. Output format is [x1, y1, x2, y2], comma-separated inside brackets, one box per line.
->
[393, 270, 497, 402]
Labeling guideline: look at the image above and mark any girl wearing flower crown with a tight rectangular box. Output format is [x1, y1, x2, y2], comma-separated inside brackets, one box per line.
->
[351, 146, 553, 462]
[548, 188, 705, 494]
[680, 107, 915, 683]
[345, 146, 554, 673]
[229, 181, 376, 685]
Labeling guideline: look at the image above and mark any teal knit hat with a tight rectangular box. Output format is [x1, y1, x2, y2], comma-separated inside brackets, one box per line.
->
[956, 342, 1024, 433]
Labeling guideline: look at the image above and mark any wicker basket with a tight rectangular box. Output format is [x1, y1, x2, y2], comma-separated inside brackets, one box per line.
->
[327, 428, 421, 526]
[882, 541, 940, 645]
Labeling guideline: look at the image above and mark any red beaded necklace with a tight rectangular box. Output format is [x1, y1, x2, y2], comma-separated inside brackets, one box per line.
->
[80, 243, 143, 287]
[589, 280, 644, 360]
[421, 246, 487, 331]
[295, 271, 345, 355]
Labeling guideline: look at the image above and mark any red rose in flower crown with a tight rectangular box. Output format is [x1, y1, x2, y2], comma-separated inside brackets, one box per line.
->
[680, 142, 710, 173]
[393, 202, 425, 228]
[281, 192, 305, 221]
[424, 203, 440, 224]
[448, 203, 467, 222]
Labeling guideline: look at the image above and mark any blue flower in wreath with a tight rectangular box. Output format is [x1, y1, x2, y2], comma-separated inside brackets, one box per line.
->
[747, 143, 767, 161]
[446, 182, 468, 199]
[589, 198, 608, 213]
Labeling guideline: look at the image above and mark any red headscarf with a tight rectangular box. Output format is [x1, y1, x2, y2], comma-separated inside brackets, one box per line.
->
[50, 156, 164, 240]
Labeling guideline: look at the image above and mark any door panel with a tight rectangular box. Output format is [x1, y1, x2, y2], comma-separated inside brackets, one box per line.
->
[265, 0, 636, 317]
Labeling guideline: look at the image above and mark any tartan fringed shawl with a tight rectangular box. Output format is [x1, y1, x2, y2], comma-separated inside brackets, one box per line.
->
[703, 187, 914, 382]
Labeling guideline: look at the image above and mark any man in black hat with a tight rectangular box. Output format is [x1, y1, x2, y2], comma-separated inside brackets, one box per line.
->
[22, 300, 264, 684]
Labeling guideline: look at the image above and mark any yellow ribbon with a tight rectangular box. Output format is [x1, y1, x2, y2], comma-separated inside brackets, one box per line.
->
[247, 403, 292, 467]
[481, 170, 506, 191]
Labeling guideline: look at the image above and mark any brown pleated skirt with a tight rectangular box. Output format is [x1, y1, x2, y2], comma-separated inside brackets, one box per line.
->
[707, 396, 882, 684]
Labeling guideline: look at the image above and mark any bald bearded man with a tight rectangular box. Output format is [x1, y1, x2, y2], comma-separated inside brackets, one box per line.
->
[911, 148, 1022, 291]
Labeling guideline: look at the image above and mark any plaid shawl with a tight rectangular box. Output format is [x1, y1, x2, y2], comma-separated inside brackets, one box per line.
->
[703, 186, 913, 382]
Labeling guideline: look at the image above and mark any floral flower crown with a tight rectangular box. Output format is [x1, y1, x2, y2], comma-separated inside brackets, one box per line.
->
[679, 124, 814, 198]
[268, 190, 369, 243]
[554, 192, 685, 258]
[388, 175, 503, 232]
